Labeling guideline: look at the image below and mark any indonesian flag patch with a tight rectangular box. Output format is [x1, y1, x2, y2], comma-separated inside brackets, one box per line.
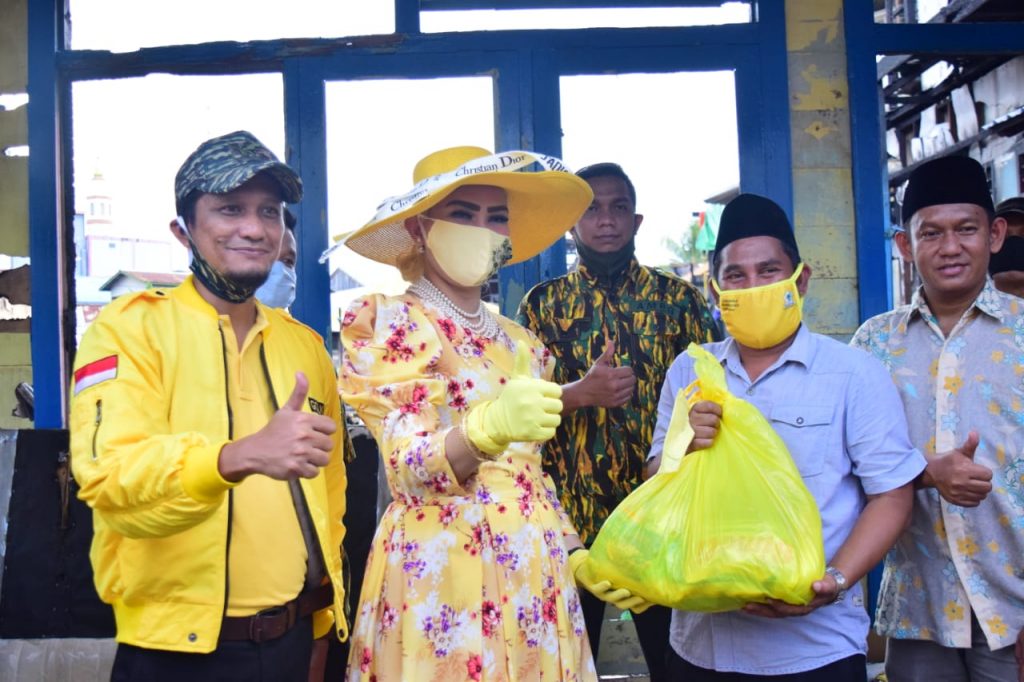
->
[74, 355, 118, 395]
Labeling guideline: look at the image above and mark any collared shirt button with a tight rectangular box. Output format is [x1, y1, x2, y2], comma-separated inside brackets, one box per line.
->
[796, 417, 804, 425]
[746, 388, 754, 396]
[188, 633, 197, 642]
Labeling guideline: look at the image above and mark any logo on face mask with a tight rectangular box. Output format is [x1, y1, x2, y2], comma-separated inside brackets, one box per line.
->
[420, 216, 512, 287]
[712, 263, 805, 349]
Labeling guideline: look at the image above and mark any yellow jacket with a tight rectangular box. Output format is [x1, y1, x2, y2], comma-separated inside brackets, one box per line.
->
[70, 277, 348, 653]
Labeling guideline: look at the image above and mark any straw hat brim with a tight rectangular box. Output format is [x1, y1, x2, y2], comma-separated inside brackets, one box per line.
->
[343, 169, 593, 266]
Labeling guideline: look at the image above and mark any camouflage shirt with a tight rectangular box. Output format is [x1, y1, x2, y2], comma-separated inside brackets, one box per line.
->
[517, 259, 718, 544]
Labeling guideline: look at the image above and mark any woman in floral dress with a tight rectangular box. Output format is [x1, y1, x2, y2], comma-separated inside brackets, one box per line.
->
[336, 147, 646, 681]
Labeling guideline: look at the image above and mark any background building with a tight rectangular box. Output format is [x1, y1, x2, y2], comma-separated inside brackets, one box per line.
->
[0, 1, 1021, 679]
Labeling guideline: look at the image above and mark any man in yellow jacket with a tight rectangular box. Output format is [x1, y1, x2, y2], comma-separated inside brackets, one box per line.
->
[70, 130, 349, 681]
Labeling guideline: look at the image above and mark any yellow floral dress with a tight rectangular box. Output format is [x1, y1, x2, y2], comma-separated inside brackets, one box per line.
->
[339, 293, 596, 682]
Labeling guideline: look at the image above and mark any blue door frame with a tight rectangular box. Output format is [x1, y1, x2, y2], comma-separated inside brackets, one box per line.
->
[28, 1, 789, 427]
[844, 3, 1024, 325]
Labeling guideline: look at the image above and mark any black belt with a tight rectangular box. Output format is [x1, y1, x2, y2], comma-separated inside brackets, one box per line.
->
[219, 583, 333, 643]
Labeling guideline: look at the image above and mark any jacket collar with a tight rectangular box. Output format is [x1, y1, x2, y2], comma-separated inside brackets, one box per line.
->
[576, 256, 642, 290]
[170, 275, 272, 336]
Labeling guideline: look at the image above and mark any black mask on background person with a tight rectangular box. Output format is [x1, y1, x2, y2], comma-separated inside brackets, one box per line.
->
[989, 235, 1024, 276]
[574, 236, 636, 284]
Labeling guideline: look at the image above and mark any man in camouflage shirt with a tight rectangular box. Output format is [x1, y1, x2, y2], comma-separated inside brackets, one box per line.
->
[518, 162, 717, 681]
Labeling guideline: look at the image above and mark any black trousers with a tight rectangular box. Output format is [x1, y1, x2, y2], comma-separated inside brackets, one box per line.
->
[110, 615, 313, 682]
[581, 587, 672, 682]
[665, 646, 867, 682]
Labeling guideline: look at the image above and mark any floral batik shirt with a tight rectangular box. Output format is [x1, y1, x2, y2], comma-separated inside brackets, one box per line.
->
[340, 293, 596, 682]
[851, 279, 1024, 650]
[517, 259, 718, 544]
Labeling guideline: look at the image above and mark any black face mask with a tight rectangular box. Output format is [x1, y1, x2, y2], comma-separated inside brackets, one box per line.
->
[179, 219, 268, 303]
[989, 235, 1024, 276]
[574, 236, 636, 283]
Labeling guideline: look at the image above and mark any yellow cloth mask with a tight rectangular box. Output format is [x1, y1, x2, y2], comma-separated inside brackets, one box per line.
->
[421, 217, 513, 287]
[712, 263, 805, 349]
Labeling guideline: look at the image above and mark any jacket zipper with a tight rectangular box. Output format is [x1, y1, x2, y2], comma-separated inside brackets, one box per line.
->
[91, 399, 103, 459]
[258, 345, 329, 593]
[218, 323, 234, 623]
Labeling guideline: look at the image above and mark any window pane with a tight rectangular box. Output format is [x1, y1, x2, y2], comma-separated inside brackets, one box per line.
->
[324, 77, 494, 320]
[422, 3, 750, 32]
[71, 73, 284, 324]
[559, 71, 739, 276]
[68, 0, 393, 51]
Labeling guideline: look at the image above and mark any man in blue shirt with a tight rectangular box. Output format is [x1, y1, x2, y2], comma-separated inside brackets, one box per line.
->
[646, 193, 926, 680]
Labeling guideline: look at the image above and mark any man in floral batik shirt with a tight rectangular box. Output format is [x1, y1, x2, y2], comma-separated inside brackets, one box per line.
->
[852, 155, 1024, 682]
[517, 163, 717, 680]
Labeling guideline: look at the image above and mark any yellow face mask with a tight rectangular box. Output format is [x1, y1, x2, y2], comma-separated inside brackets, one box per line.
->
[420, 216, 512, 287]
[712, 263, 804, 349]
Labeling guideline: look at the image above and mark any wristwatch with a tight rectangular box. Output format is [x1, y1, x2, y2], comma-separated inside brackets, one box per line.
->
[825, 566, 848, 604]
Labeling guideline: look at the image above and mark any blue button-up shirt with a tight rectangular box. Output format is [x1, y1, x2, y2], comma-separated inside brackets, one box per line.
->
[648, 325, 925, 674]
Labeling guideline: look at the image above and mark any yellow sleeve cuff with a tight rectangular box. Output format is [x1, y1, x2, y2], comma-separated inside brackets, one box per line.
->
[312, 608, 334, 639]
[181, 441, 238, 504]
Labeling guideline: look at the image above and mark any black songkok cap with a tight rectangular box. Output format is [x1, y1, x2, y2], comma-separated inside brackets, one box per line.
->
[901, 155, 994, 225]
[714, 193, 799, 260]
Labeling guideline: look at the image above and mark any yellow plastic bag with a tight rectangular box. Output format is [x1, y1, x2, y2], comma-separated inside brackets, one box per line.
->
[581, 343, 825, 612]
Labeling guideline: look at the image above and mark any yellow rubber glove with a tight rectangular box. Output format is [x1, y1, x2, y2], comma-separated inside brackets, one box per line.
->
[464, 340, 563, 456]
[568, 549, 652, 613]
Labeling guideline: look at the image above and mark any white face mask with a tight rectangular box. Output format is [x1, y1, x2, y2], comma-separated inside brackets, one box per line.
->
[421, 217, 512, 287]
[255, 260, 297, 309]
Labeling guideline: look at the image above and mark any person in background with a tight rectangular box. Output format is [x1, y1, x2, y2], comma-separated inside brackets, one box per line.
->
[517, 162, 717, 679]
[255, 207, 298, 309]
[648, 193, 924, 682]
[852, 156, 1024, 682]
[69, 130, 349, 681]
[250, 206, 354, 682]
[337, 146, 648, 681]
[988, 196, 1024, 298]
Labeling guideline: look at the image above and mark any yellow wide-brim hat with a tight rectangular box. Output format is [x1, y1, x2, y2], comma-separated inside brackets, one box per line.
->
[339, 146, 593, 266]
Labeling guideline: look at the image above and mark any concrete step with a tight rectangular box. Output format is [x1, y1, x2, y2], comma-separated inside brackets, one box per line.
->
[596, 606, 650, 681]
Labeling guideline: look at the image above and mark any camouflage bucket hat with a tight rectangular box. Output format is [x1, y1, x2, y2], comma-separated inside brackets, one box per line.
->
[174, 130, 302, 210]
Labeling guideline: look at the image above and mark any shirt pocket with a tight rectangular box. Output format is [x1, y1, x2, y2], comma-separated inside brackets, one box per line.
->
[629, 311, 684, 372]
[630, 311, 683, 339]
[768, 404, 833, 478]
[548, 316, 593, 343]
[542, 317, 593, 379]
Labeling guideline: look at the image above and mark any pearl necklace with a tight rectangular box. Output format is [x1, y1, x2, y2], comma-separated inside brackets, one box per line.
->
[407, 277, 502, 339]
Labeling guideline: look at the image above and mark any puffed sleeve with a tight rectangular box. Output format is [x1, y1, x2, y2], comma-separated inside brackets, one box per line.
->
[509, 323, 579, 539]
[339, 294, 468, 501]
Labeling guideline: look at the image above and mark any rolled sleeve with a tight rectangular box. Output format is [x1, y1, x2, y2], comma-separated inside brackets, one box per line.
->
[845, 352, 927, 495]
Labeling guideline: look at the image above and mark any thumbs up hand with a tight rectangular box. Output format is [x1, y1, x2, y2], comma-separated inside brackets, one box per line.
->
[579, 335, 636, 408]
[219, 372, 338, 482]
[463, 340, 563, 456]
[922, 431, 993, 507]
[282, 371, 313, 412]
